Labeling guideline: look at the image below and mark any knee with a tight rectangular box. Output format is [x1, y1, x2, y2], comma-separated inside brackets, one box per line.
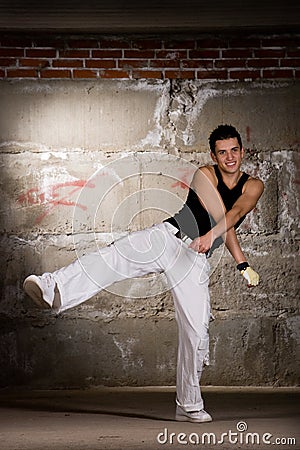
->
[181, 327, 208, 348]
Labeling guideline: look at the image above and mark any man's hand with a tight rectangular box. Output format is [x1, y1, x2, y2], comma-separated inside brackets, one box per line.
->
[189, 231, 214, 253]
[240, 266, 260, 287]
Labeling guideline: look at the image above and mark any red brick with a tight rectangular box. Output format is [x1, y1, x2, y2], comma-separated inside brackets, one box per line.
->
[25, 49, 56, 58]
[163, 40, 195, 49]
[254, 49, 286, 58]
[86, 59, 116, 69]
[132, 39, 162, 50]
[59, 49, 90, 58]
[132, 70, 163, 79]
[52, 59, 84, 68]
[247, 58, 279, 68]
[40, 69, 71, 78]
[99, 69, 130, 78]
[0, 48, 24, 57]
[32, 38, 64, 48]
[155, 50, 187, 59]
[165, 70, 195, 79]
[228, 37, 261, 48]
[196, 38, 225, 49]
[118, 59, 149, 69]
[229, 70, 261, 80]
[92, 50, 122, 58]
[222, 49, 253, 58]
[150, 59, 180, 68]
[0, 37, 32, 47]
[7, 69, 38, 78]
[189, 49, 220, 59]
[280, 58, 300, 68]
[295, 69, 300, 78]
[19, 58, 50, 68]
[261, 37, 300, 48]
[124, 49, 155, 58]
[99, 39, 130, 49]
[181, 59, 213, 69]
[287, 49, 300, 57]
[263, 69, 294, 78]
[73, 69, 98, 78]
[0, 69, 5, 77]
[0, 58, 16, 67]
[67, 39, 98, 49]
[215, 59, 247, 68]
[197, 70, 227, 80]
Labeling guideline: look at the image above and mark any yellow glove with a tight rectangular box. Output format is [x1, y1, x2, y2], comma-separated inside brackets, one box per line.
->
[237, 263, 260, 287]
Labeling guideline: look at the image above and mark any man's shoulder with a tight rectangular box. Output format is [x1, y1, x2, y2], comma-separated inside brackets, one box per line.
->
[245, 174, 264, 186]
[191, 165, 217, 189]
[197, 164, 216, 176]
[244, 175, 264, 195]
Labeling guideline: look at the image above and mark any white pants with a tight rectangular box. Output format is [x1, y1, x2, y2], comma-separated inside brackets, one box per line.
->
[53, 222, 211, 411]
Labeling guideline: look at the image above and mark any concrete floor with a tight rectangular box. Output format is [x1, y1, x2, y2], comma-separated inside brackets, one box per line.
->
[0, 387, 299, 450]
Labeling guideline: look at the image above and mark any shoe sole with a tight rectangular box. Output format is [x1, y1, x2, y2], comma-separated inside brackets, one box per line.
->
[23, 279, 51, 309]
[175, 415, 212, 423]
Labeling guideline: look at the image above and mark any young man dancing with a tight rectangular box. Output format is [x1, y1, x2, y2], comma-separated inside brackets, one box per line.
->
[23, 124, 264, 423]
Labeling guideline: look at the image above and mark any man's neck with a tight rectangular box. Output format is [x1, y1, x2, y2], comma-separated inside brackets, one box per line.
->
[217, 166, 242, 189]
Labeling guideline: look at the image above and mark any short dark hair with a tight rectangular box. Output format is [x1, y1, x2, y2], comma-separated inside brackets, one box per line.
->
[209, 124, 243, 154]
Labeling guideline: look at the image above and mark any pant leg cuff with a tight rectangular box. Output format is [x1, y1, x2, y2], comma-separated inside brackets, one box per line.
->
[176, 398, 204, 412]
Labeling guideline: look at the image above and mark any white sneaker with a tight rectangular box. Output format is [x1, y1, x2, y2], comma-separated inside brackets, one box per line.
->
[175, 405, 212, 423]
[23, 273, 57, 309]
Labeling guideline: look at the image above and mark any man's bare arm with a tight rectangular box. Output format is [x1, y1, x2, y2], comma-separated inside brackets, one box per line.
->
[191, 166, 226, 223]
[225, 227, 247, 265]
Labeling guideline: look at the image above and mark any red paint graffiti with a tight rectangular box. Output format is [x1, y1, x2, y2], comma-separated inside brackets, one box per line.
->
[171, 168, 193, 190]
[18, 179, 95, 224]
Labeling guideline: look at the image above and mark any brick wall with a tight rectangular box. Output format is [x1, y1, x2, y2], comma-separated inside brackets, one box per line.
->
[0, 33, 299, 80]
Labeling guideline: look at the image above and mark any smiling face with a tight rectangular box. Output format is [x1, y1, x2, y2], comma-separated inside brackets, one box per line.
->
[211, 137, 244, 175]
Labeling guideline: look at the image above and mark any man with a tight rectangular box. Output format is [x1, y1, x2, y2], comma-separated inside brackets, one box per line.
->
[23, 124, 264, 423]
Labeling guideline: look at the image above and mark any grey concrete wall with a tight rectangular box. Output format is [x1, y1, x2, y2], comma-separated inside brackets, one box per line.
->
[0, 79, 299, 388]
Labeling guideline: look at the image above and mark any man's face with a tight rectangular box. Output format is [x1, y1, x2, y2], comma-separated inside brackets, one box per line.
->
[211, 137, 244, 174]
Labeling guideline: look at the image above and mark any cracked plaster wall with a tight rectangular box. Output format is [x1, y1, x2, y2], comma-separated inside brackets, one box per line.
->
[0, 79, 299, 388]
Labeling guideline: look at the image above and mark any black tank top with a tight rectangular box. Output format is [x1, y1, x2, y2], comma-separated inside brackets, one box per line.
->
[165, 165, 249, 242]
